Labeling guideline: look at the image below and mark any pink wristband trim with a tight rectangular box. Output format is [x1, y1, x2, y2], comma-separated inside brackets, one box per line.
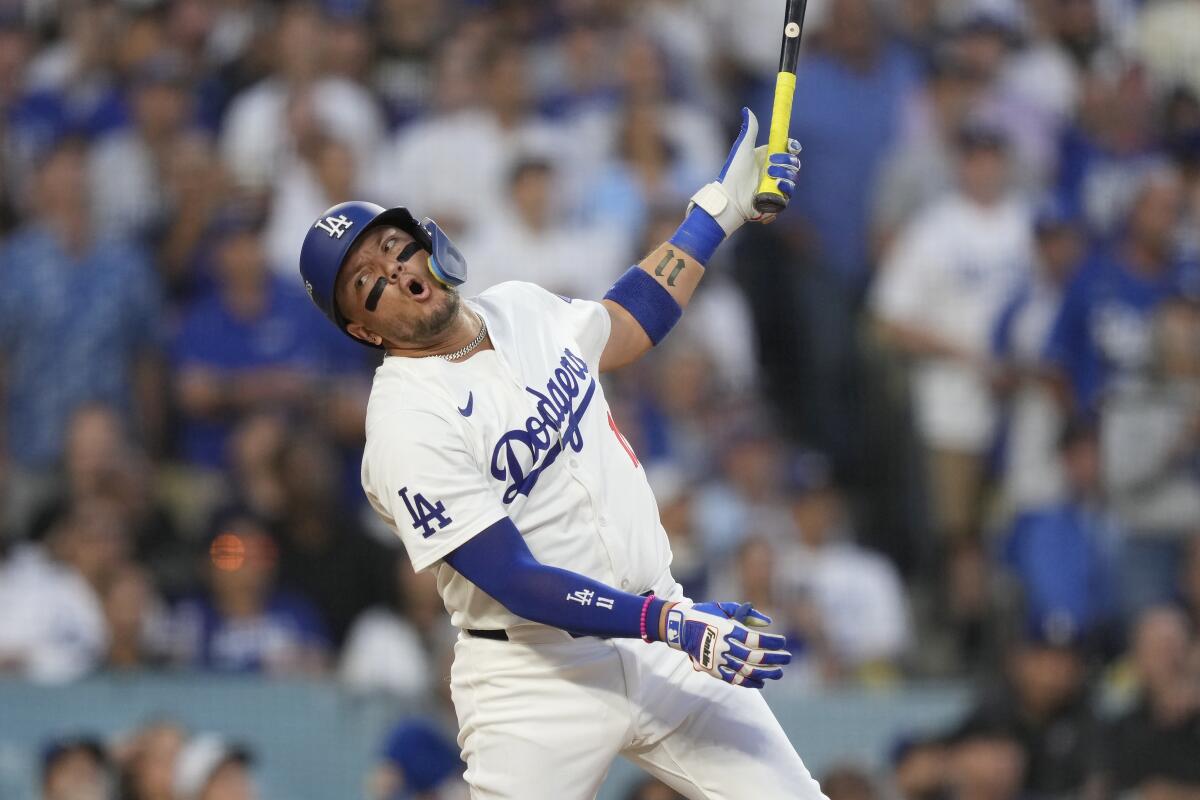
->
[639, 594, 656, 643]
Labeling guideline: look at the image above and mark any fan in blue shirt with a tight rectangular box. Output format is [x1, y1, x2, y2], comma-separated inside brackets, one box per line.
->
[1045, 169, 1196, 411]
[171, 209, 370, 468]
[0, 139, 163, 470]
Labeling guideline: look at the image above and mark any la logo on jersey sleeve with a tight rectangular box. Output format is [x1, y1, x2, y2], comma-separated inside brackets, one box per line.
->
[398, 486, 453, 538]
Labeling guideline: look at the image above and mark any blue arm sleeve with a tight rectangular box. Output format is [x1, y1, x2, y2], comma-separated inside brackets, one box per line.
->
[444, 518, 669, 641]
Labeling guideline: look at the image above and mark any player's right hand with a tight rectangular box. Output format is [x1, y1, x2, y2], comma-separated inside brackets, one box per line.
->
[662, 601, 791, 688]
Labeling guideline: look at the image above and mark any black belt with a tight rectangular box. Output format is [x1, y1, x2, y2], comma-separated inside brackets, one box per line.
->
[464, 628, 511, 641]
[465, 590, 655, 641]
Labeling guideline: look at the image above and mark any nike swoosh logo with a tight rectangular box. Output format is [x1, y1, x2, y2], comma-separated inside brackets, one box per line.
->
[458, 392, 474, 417]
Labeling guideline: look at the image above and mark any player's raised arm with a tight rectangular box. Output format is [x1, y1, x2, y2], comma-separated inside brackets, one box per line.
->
[444, 518, 793, 689]
[599, 108, 801, 372]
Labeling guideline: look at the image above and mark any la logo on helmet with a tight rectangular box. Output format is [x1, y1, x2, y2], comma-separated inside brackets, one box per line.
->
[315, 214, 353, 238]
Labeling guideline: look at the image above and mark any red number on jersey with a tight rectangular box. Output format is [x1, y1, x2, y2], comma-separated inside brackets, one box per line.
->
[607, 411, 639, 467]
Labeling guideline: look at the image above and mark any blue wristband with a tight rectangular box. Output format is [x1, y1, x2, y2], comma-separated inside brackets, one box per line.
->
[603, 266, 682, 346]
[668, 208, 725, 266]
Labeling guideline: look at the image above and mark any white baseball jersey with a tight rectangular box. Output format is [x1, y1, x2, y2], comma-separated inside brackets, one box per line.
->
[360, 281, 674, 631]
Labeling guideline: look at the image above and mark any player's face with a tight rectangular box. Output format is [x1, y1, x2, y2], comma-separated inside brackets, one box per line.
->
[335, 225, 460, 348]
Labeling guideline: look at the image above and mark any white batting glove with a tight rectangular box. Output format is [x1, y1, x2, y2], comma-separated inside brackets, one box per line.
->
[688, 108, 802, 236]
[663, 601, 792, 688]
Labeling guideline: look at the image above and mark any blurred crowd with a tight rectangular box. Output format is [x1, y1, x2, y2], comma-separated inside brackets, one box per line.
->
[1, 0, 1199, 797]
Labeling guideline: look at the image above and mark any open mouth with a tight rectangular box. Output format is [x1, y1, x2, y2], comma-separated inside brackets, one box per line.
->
[403, 275, 431, 301]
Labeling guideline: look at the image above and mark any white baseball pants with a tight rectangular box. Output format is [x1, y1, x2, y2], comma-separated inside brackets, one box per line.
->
[449, 628, 828, 799]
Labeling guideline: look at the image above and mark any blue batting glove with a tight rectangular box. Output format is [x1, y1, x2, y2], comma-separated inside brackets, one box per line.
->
[663, 600, 792, 689]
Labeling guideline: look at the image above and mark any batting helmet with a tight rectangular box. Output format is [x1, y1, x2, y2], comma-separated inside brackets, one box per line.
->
[298, 201, 469, 344]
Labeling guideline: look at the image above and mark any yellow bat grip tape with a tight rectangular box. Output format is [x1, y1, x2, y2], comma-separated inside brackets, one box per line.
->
[754, 71, 797, 200]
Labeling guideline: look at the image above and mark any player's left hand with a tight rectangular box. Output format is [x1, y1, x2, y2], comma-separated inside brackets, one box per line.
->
[663, 600, 792, 688]
[687, 108, 801, 236]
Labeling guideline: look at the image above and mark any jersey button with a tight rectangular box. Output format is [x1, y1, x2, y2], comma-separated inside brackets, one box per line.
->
[620, 580, 630, 590]
[598, 516, 608, 526]
[569, 458, 580, 468]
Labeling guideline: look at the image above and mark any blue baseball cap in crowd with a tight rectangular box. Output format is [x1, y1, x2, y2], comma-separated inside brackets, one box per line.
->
[380, 719, 464, 798]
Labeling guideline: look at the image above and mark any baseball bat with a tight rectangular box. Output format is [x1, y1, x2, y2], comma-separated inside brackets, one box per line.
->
[753, 0, 808, 215]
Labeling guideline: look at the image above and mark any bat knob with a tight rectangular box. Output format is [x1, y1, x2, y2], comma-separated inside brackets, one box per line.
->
[753, 192, 788, 215]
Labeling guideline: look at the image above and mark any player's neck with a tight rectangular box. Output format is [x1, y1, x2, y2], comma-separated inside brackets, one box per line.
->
[385, 307, 492, 362]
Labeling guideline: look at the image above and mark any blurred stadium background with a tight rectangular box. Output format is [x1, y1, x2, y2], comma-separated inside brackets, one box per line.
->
[1, 0, 1199, 798]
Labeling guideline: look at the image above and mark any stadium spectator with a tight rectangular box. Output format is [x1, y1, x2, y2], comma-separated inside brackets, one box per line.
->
[373, 41, 564, 235]
[321, 0, 371, 85]
[0, 136, 163, 536]
[114, 720, 185, 800]
[945, 9, 1057, 191]
[88, 51, 200, 243]
[43, 495, 132, 603]
[1093, 607, 1200, 796]
[708, 536, 809, 668]
[692, 422, 792, 561]
[340, 556, 434, 698]
[998, 415, 1121, 650]
[774, 455, 911, 680]
[263, 132, 363, 280]
[574, 95, 708, 264]
[41, 735, 110, 800]
[103, 564, 170, 671]
[170, 514, 329, 675]
[999, 0, 1093, 134]
[1102, 298, 1200, 617]
[155, 133, 231, 298]
[1047, 167, 1188, 412]
[889, 736, 949, 800]
[765, 0, 918, 291]
[645, 466, 708, 599]
[873, 119, 1032, 543]
[943, 721, 1026, 800]
[462, 155, 621, 298]
[171, 208, 338, 470]
[368, 719, 466, 800]
[991, 201, 1088, 513]
[218, 0, 383, 194]
[600, 31, 723, 190]
[873, 48, 986, 254]
[1046, 167, 1194, 617]
[172, 735, 256, 800]
[1056, 63, 1162, 239]
[0, 514, 108, 683]
[14, 2, 127, 147]
[222, 413, 290, 524]
[28, 405, 184, 591]
[273, 432, 394, 646]
[371, 0, 451, 126]
[955, 618, 1100, 798]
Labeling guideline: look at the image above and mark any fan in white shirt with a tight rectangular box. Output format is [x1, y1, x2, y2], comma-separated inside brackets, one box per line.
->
[872, 119, 1033, 541]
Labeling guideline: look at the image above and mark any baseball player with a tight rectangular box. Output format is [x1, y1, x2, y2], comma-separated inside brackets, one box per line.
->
[299, 108, 825, 800]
